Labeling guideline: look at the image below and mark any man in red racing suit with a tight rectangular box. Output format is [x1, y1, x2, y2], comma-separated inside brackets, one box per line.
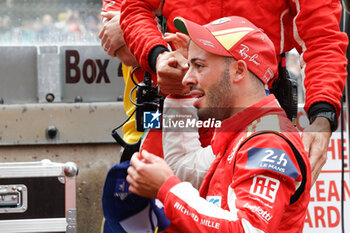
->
[126, 16, 311, 233]
[120, 0, 348, 185]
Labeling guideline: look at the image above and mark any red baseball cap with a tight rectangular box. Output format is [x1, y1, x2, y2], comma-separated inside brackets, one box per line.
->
[174, 16, 277, 84]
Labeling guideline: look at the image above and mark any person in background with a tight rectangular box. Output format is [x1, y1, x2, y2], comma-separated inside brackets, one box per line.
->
[99, 1, 170, 232]
[99, 2, 142, 232]
[99, 1, 142, 145]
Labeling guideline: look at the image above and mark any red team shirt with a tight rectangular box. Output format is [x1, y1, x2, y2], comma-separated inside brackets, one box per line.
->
[158, 95, 311, 232]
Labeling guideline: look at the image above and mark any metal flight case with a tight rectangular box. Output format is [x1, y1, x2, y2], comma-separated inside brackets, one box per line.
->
[0, 159, 78, 233]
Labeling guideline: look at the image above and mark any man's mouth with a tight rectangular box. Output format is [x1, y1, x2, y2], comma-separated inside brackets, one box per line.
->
[189, 90, 205, 108]
[189, 90, 205, 99]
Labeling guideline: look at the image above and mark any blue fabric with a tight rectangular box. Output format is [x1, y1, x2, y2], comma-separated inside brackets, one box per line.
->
[102, 161, 170, 233]
[150, 199, 170, 231]
[103, 218, 125, 233]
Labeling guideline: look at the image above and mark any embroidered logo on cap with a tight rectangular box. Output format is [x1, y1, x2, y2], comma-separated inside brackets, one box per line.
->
[262, 68, 274, 83]
[114, 179, 130, 200]
[239, 44, 260, 65]
[211, 17, 231, 25]
[197, 39, 215, 47]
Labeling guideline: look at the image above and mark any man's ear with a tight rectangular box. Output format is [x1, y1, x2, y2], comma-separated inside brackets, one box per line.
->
[231, 60, 248, 83]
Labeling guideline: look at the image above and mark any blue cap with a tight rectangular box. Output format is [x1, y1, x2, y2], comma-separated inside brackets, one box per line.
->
[102, 161, 170, 233]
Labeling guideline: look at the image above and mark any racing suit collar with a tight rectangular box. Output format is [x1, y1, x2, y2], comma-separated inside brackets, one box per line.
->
[211, 94, 286, 156]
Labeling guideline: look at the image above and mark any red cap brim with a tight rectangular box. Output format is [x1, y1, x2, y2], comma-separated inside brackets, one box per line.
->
[174, 17, 231, 57]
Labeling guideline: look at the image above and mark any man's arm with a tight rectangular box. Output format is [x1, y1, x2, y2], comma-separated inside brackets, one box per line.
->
[99, 0, 138, 66]
[127, 151, 260, 233]
[294, 0, 348, 117]
[120, 0, 167, 72]
[292, 0, 348, 185]
[127, 133, 307, 232]
[301, 117, 332, 184]
[100, 0, 123, 56]
[120, 1, 189, 94]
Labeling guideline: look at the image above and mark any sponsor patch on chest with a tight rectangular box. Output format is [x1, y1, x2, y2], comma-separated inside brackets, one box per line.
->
[246, 147, 299, 179]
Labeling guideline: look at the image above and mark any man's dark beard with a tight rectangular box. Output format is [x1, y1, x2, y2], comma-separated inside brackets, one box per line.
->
[197, 66, 233, 121]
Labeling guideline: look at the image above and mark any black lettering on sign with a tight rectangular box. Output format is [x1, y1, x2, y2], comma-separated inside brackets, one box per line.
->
[96, 59, 110, 83]
[66, 50, 80, 83]
[65, 50, 110, 84]
[83, 59, 96, 84]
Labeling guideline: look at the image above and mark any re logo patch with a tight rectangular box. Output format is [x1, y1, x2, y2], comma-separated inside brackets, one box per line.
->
[246, 147, 299, 179]
[250, 175, 280, 203]
[143, 110, 161, 129]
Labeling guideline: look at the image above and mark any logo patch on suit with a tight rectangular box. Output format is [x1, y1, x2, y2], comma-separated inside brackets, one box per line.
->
[114, 179, 130, 200]
[246, 147, 299, 179]
[250, 175, 280, 203]
[206, 196, 222, 207]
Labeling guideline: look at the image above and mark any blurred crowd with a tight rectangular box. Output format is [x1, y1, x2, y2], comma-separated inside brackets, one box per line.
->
[0, 9, 101, 45]
[0, 1, 304, 101]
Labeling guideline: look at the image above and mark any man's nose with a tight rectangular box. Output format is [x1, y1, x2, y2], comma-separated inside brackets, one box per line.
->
[182, 68, 196, 87]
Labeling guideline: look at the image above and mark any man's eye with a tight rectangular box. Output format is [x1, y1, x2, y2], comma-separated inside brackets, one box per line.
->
[195, 63, 203, 68]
